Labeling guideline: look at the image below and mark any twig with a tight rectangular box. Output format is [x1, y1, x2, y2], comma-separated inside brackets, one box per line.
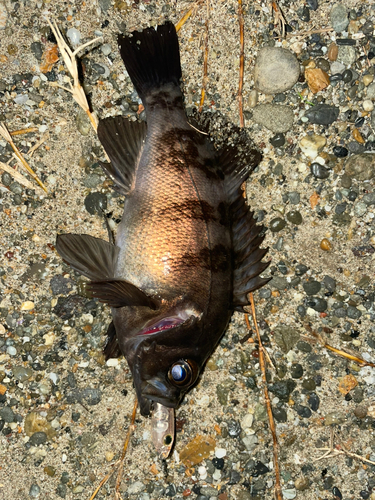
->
[314, 428, 375, 466]
[0, 160, 42, 192]
[0, 123, 48, 193]
[89, 398, 138, 500]
[198, 0, 210, 112]
[238, 0, 245, 127]
[47, 18, 100, 132]
[175, 0, 204, 32]
[303, 325, 375, 368]
[248, 294, 282, 500]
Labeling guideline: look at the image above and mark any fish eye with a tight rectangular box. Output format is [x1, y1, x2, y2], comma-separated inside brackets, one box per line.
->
[168, 360, 194, 386]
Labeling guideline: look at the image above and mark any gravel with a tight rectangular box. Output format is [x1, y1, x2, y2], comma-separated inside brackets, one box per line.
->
[1, 1, 375, 500]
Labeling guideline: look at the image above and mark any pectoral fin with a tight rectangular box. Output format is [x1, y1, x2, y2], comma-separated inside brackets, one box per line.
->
[56, 234, 118, 281]
[88, 279, 158, 309]
[97, 116, 147, 195]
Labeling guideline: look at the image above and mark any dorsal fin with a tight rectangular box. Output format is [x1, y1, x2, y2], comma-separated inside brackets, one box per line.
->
[97, 116, 147, 195]
[56, 234, 118, 281]
[218, 145, 270, 311]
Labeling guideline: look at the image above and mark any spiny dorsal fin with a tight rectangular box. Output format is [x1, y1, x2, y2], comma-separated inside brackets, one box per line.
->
[97, 116, 147, 195]
[217, 145, 270, 311]
[88, 279, 158, 309]
[56, 234, 118, 281]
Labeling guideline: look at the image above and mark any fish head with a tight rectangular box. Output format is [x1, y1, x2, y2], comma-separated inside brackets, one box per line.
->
[113, 301, 206, 416]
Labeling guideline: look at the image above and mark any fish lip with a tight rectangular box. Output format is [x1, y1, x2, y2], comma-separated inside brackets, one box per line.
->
[137, 316, 185, 336]
[141, 380, 181, 408]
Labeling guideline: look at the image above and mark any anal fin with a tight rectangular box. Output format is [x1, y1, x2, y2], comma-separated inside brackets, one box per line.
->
[103, 321, 122, 360]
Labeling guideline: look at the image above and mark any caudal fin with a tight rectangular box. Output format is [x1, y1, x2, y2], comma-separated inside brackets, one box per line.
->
[118, 21, 182, 102]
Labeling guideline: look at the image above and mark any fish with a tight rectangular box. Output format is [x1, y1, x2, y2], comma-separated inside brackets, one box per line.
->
[56, 21, 269, 451]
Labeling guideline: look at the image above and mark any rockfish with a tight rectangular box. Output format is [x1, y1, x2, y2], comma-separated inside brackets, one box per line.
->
[56, 21, 269, 456]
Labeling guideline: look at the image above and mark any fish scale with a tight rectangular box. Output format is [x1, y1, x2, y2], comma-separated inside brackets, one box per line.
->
[55, 21, 270, 456]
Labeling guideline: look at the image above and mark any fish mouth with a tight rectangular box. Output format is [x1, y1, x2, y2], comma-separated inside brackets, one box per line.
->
[141, 379, 181, 409]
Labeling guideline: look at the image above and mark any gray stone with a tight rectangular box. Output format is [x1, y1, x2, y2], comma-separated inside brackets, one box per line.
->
[83, 174, 102, 189]
[330, 4, 349, 32]
[273, 326, 300, 352]
[252, 104, 294, 133]
[337, 45, 356, 65]
[76, 108, 91, 136]
[362, 192, 375, 205]
[303, 280, 321, 295]
[12, 365, 33, 382]
[0, 406, 15, 423]
[29, 484, 41, 498]
[29, 432, 48, 446]
[367, 83, 375, 99]
[304, 104, 339, 125]
[345, 153, 375, 181]
[354, 202, 367, 217]
[254, 47, 300, 94]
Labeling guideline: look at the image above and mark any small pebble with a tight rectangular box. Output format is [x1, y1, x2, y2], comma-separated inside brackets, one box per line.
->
[254, 47, 300, 94]
[363, 100, 374, 112]
[320, 238, 332, 251]
[330, 4, 349, 32]
[29, 484, 41, 498]
[215, 448, 226, 459]
[66, 28, 81, 46]
[310, 163, 330, 179]
[269, 217, 286, 232]
[299, 134, 326, 158]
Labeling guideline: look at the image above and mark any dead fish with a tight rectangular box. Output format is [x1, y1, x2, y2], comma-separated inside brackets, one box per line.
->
[56, 22, 269, 444]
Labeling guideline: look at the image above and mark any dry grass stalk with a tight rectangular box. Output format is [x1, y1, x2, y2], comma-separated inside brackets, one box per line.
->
[198, 0, 210, 113]
[0, 160, 42, 192]
[28, 132, 49, 157]
[271, 0, 287, 38]
[303, 325, 375, 368]
[0, 123, 48, 193]
[46, 18, 100, 132]
[247, 294, 282, 500]
[175, 0, 204, 32]
[238, 0, 245, 127]
[10, 127, 38, 136]
[89, 398, 138, 500]
[314, 428, 375, 466]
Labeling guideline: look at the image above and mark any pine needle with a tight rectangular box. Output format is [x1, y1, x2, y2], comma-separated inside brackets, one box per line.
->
[46, 18, 101, 132]
[175, 0, 204, 32]
[0, 160, 42, 193]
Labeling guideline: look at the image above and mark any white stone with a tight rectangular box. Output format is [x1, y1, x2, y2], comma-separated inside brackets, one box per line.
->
[241, 413, 254, 429]
[66, 28, 81, 45]
[215, 447, 227, 458]
[363, 99, 374, 112]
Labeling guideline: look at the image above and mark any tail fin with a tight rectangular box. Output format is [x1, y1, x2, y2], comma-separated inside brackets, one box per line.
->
[118, 22, 182, 101]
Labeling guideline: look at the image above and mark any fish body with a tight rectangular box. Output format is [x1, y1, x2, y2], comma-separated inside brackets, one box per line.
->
[56, 22, 269, 419]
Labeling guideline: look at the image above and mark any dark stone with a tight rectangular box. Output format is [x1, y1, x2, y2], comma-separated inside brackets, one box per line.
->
[332, 486, 342, 499]
[295, 405, 312, 418]
[84, 192, 107, 215]
[269, 217, 286, 232]
[304, 104, 339, 125]
[303, 280, 321, 295]
[165, 484, 177, 497]
[306, 0, 318, 10]
[0, 406, 15, 423]
[286, 210, 303, 224]
[50, 275, 74, 295]
[295, 264, 308, 276]
[306, 297, 327, 312]
[53, 294, 85, 320]
[298, 6, 310, 22]
[346, 306, 362, 319]
[212, 457, 224, 470]
[336, 39, 356, 46]
[296, 341, 312, 353]
[323, 275, 336, 293]
[227, 419, 242, 437]
[310, 163, 330, 179]
[245, 460, 270, 477]
[269, 379, 296, 401]
[29, 431, 47, 445]
[270, 133, 285, 147]
[297, 305, 306, 317]
[290, 363, 303, 378]
[273, 407, 287, 423]
[333, 146, 349, 158]
[56, 484, 67, 499]
[308, 393, 320, 411]
[348, 190, 357, 201]
[335, 202, 347, 214]
[228, 470, 241, 484]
